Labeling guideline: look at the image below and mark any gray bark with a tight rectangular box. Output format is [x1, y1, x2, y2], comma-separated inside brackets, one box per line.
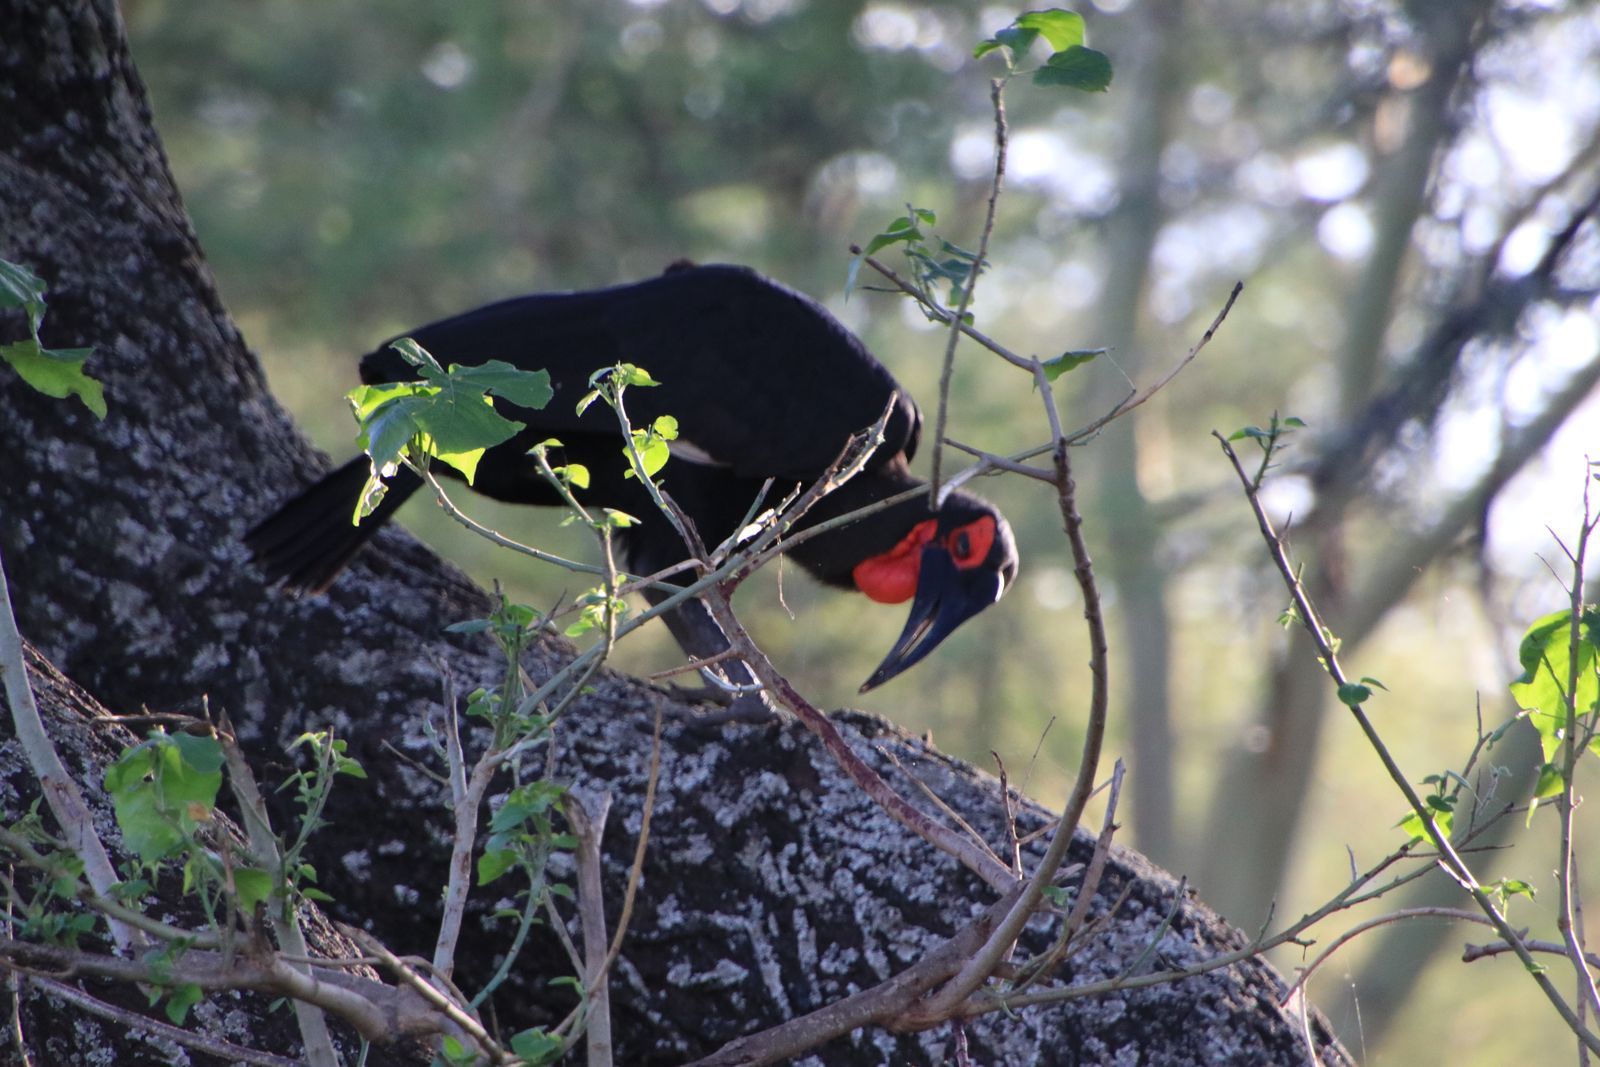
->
[0, 1, 1354, 1063]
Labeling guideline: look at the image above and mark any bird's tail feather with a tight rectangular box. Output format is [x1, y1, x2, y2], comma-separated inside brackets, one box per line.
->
[245, 457, 421, 594]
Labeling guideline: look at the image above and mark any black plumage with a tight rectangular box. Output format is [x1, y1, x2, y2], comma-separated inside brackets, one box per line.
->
[247, 263, 1018, 692]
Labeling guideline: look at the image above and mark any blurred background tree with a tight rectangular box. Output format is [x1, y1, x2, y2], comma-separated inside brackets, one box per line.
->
[124, 0, 1600, 1062]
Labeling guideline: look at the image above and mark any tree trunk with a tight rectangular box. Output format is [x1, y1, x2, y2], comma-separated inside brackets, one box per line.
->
[0, 1, 1353, 1062]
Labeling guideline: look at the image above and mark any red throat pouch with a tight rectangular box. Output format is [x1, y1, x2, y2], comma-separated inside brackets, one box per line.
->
[852, 519, 938, 604]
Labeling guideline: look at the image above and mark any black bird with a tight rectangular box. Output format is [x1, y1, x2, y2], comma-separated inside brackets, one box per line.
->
[246, 263, 1018, 693]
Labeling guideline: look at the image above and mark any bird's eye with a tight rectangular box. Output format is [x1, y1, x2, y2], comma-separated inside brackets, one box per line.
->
[947, 517, 995, 570]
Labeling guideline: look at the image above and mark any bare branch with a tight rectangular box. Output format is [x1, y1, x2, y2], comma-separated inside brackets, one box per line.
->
[930, 79, 1008, 500]
[0, 555, 137, 952]
[1214, 430, 1600, 1054]
[565, 790, 614, 1066]
[1063, 281, 1243, 445]
[218, 720, 339, 1067]
[29, 976, 300, 1067]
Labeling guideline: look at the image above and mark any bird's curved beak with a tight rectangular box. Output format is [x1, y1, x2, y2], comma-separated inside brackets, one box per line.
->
[859, 546, 995, 692]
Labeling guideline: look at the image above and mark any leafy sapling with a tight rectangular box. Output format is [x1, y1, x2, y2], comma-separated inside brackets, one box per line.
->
[345, 336, 554, 520]
[278, 731, 367, 904]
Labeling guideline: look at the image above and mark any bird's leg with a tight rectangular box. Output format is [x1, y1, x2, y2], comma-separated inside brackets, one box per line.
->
[642, 585, 776, 725]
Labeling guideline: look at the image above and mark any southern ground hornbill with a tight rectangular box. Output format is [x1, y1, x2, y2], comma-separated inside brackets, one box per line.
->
[247, 263, 1018, 695]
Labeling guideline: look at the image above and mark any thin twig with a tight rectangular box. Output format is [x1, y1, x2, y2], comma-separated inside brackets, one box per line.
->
[1214, 431, 1600, 1054]
[645, 649, 738, 681]
[30, 976, 300, 1067]
[415, 465, 676, 591]
[1555, 468, 1600, 1021]
[1282, 906, 1492, 1004]
[1006, 763, 1127, 998]
[342, 926, 502, 1058]
[881, 747, 1007, 872]
[685, 881, 1029, 1067]
[992, 753, 1023, 878]
[1113, 875, 1187, 983]
[930, 79, 1007, 500]
[1062, 281, 1244, 446]
[700, 584, 1014, 890]
[850, 252, 1031, 370]
[1463, 937, 1600, 969]
[907, 441, 1112, 1021]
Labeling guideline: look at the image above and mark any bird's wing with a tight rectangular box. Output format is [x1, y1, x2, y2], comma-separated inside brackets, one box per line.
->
[359, 264, 921, 481]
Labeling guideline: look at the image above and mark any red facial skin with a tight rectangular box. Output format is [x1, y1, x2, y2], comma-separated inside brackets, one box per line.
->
[852, 516, 996, 604]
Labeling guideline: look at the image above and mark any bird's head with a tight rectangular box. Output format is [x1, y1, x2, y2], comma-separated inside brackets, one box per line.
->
[852, 491, 1018, 692]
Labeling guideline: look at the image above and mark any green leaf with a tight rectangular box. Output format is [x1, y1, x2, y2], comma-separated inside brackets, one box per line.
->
[977, 25, 1038, 60]
[863, 229, 920, 256]
[1, 339, 106, 419]
[232, 867, 275, 913]
[1016, 9, 1085, 51]
[1336, 682, 1372, 707]
[627, 427, 671, 480]
[653, 414, 679, 440]
[388, 336, 443, 376]
[0, 259, 47, 329]
[596, 363, 659, 389]
[448, 360, 553, 410]
[1505, 879, 1536, 898]
[1534, 761, 1565, 799]
[352, 469, 389, 523]
[164, 983, 203, 1026]
[104, 735, 223, 865]
[1508, 607, 1600, 761]
[1396, 807, 1452, 843]
[477, 849, 518, 886]
[555, 463, 590, 489]
[170, 734, 224, 776]
[1039, 348, 1105, 382]
[355, 393, 428, 471]
[1033, 45, 1114, 92]
[348, 355, 538, 487]
[510, 1028, 565, 1061]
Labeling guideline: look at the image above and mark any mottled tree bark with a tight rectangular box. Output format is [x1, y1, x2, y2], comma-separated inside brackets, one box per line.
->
[0, 1, 1352, 1063]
